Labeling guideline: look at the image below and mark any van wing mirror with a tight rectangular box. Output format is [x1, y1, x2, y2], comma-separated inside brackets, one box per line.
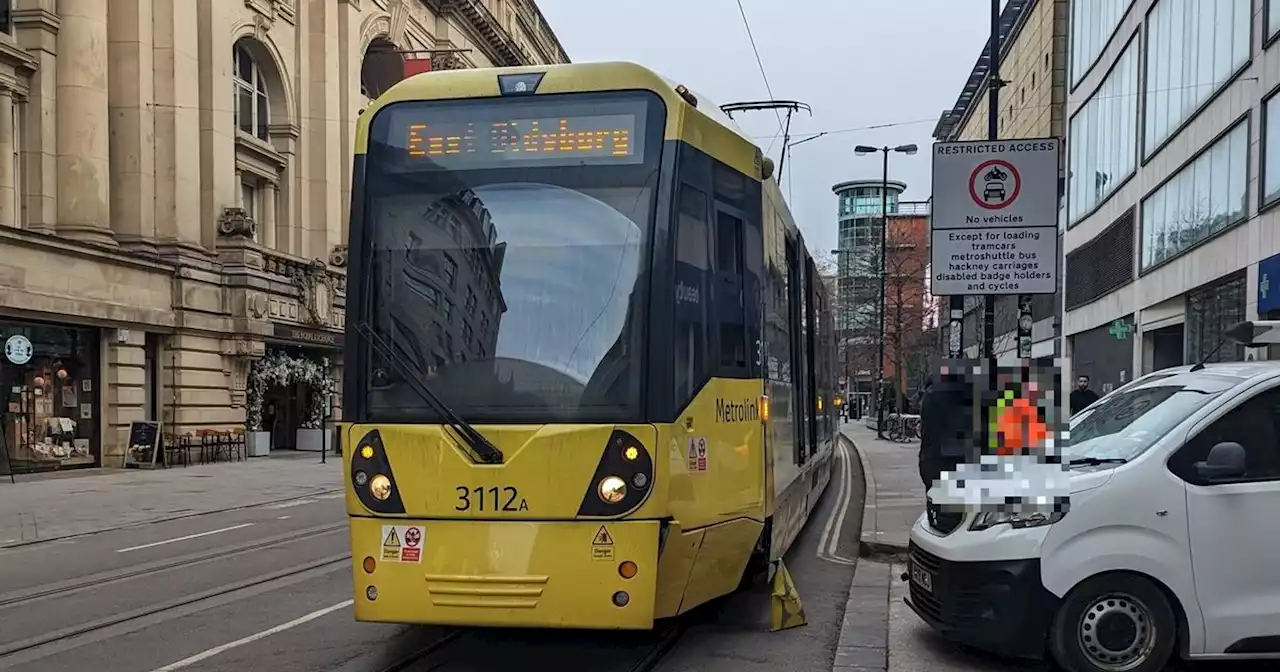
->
[1193, 441, 1247, 481]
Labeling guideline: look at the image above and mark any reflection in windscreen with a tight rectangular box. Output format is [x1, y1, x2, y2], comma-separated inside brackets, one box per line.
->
[1067, 373, 1238, 462]
[365, 179, 649, 423]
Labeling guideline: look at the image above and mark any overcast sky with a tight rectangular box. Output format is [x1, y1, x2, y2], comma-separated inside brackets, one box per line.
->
[537, 0, 993, 255]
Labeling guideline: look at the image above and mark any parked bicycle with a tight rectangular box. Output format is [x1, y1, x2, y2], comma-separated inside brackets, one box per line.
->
[885, 413, 921, 442]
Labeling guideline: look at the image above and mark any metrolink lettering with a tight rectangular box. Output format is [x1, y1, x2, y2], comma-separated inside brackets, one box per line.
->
[715, 397, 759, 423]
[675, 281, 700, 304]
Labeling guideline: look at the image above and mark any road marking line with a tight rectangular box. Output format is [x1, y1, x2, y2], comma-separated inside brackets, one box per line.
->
[148, 600, 353, 671]
[115, 524, 255, 553]
[826, 442, 858, 563]
[818, 442, 857, 565]
[266, 499, 316, 510]
[277, 515, 291, 520]
[817, 441, 851, 563]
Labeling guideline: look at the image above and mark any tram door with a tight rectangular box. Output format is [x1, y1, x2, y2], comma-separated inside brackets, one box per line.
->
[785, 237, 811, 465]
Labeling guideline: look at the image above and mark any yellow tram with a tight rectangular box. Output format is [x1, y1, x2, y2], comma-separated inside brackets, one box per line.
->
[341, 61, 839, 630]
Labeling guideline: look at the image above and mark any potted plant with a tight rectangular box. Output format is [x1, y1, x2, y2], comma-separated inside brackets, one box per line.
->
[295, 357, 336, 453]
[245, 353, 292, 457]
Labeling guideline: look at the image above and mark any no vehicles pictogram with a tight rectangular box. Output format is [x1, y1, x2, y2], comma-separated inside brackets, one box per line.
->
[969, 159, 1021, 210]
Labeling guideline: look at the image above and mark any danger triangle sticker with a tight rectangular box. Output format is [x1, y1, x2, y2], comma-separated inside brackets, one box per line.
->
[592, 526, 614, 546]
[383, 528, 401, 547]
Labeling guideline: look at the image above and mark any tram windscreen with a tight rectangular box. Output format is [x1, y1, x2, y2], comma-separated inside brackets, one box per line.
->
[357, 91, 665, 424]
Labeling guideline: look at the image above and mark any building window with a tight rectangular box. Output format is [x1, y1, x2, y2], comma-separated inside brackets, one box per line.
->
[1270, 0, 1280, 41]
[1070, 0, 1136, 87]
[1186, 273, 1246, 364]
[1068, 36, 1139, 225]
[1140, 120, 1248, 270]
[233, 40, 270, 141]
[1263, 93, 1280, 207]
[0, 0, 11, 35]
[0, 321, 101, 471]
[1144, 0, 1250, 157]
[1065, 208, 1136, 309]
[240, 181, 256, 219]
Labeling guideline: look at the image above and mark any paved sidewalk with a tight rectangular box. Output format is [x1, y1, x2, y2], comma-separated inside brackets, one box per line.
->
[843, 422, 925, 555]
[0, 455, 342, 547]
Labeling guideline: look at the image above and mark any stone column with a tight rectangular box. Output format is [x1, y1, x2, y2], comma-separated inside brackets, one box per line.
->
[262, 182, 277, 250]
[108, 0, 157, 251]
[56, 0, 114, 245]
[0, 88, 14, 228]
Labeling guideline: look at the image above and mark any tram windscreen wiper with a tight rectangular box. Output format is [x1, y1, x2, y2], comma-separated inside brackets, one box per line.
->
[354, 321, 504, 464]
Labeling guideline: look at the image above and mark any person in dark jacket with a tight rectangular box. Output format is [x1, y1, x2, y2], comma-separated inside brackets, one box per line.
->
[1069, 374, 1100, 415]
[918, 369, 974, 490]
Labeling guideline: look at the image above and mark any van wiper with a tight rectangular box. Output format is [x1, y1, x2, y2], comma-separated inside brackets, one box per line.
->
[354, 321, 504, 464]
[1068, 457, 1127, 466]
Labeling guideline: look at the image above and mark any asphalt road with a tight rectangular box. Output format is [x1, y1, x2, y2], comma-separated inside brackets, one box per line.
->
[0, 441, 868, 672]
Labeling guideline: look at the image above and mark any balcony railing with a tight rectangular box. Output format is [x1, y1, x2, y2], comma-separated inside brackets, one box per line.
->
[892, 201, 932, 216]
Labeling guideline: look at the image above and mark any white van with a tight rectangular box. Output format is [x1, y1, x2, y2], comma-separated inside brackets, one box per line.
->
[906, 323, 1280, 672]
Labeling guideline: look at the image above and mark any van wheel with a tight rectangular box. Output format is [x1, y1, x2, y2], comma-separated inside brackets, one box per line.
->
[1049, 574, 1176, 672]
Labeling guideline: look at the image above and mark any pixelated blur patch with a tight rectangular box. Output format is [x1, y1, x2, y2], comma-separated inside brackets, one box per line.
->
[928, 358, 1070, 512]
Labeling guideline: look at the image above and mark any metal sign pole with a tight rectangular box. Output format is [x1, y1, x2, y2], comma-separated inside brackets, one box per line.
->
[982, 0, 1002, 360]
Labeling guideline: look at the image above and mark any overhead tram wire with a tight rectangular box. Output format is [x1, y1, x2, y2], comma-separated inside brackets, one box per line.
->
[744, 75, 1261, 144]
[733, 0, 786, 156]
[138, 76, 1245, 136]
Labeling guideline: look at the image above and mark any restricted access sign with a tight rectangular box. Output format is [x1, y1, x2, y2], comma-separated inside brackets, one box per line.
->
[932, 138, 1059, 230]
[931, 137, 1061, 295]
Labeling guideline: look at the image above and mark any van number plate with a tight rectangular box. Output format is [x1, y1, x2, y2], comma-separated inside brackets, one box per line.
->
[455, 486, 529, 512]
[910, 562, 934, 593]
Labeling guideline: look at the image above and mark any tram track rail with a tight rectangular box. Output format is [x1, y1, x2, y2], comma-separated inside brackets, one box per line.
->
[0, 521, 347, 610]
[0, 523, 351, 664]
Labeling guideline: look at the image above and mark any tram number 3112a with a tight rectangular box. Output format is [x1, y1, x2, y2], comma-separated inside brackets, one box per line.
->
[455, 485, 529, 512]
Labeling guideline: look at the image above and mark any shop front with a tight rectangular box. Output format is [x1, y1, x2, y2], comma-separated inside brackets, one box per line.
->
[1069, 315, 1135, 395]
[1, 319, 101, 472]
[244, 323, 341, 455]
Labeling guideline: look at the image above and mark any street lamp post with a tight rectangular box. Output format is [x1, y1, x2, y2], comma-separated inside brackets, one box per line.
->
[854, 143, 917, 439]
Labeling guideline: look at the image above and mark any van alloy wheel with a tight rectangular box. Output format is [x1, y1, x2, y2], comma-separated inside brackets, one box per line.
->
[1075, 592, 1157, 671]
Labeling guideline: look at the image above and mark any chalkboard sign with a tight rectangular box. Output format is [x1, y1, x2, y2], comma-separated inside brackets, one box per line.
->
[124, 421, 162, 469]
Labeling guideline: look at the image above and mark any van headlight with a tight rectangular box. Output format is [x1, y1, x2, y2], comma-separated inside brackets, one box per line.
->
[969, 509, 1065, 531]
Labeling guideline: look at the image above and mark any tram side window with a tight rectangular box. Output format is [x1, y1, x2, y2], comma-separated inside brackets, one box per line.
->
[715, 210, 749, 374]
[742, 217, 764, 375]
[674, 185, 712, 402]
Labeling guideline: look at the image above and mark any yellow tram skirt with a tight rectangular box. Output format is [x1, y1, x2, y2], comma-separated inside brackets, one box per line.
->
[349, 517, 662, 629]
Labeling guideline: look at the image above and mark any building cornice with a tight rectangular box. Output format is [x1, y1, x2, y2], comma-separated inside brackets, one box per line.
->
[0, 227, 177, 275]
[11, 8, 59, 35]
[933, 0, 1036, 141]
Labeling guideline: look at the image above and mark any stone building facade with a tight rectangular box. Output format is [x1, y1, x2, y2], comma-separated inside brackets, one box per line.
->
[0, 0, 568, 469]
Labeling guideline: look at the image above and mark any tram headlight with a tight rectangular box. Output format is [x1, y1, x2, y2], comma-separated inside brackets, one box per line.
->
[598, 475, 627, 504]
[369, 474, 393, 501]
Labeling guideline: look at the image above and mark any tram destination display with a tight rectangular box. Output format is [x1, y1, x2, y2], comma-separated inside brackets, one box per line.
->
[377, 94, 654, 169]
[405, 114, 637, 161]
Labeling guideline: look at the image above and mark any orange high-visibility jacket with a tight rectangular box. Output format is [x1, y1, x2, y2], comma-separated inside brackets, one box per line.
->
[991, 394, 1047, 455]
